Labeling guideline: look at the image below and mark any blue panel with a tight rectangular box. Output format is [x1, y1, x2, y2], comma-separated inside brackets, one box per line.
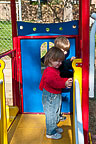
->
[66, 38, 75, 60]
[61, 87, 73, 113]
[20, 38, 75, 113]
[17, 20, 79, 36]
[21, 39, 54, 112]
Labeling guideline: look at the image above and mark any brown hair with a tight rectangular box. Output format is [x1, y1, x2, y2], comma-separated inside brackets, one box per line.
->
[54, 36, 70, 51]
[44, 47, 65, 66]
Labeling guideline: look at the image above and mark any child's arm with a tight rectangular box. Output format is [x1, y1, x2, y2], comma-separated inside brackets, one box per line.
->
[61, 59, 72, 69]
[45, 70, 72, 89]
[70, 56, 76, 61]
[59, 60, 73, 78]
[65, 78, 73, 88]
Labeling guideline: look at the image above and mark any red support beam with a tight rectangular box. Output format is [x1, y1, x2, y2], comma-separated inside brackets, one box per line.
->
[10, 0, 17, 40]
[10, 0, 17, 107]
[12, 37, 18, 107]
[79, 0, 90, 144]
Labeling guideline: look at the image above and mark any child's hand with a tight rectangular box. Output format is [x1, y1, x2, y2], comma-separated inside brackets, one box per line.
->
[65, 78, 73, 88]
[70, 56, 76, 61]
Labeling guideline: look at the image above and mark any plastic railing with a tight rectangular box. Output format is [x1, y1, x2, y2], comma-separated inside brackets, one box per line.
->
[0, 59, 8, 144]
[72, 59, 84, 144]
[75, 79, 84, 144]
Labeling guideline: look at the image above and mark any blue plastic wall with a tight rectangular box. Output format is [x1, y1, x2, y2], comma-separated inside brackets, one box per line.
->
[17, 21, 78, 113]
[17, 20, 78, 36]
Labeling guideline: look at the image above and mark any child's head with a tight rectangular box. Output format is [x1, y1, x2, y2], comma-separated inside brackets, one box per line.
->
[54, 36, 70, 54]
[44, 47, 65, 68]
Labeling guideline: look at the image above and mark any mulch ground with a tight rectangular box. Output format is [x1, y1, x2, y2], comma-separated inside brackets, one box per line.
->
[89, 98, 96, 144]
[89, 68, 96, 144]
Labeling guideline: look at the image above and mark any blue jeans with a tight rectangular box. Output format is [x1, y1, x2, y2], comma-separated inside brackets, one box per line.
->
[56, 94, 62, 123]
[42, 89, 61, 135]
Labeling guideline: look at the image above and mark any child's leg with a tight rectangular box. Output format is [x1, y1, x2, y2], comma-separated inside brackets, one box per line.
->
[56, 94, 62, 123]
[42, 89, 60, 135]
[56, 94, 66, 123]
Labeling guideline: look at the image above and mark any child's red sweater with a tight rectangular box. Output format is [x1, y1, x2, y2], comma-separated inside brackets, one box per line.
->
[39, 67, 68, 94]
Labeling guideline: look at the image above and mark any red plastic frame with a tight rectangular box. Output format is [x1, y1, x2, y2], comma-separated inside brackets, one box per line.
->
[15, 35, 79, 113]
[11, 0, 90, 143]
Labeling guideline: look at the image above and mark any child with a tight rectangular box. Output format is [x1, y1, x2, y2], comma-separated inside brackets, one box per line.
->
[41, 36, 75, 122]
[54, 36, 75, 122]
[41, 36, 75, 78]
[39, 47, 72, 139]
[54, 36, 75, 78]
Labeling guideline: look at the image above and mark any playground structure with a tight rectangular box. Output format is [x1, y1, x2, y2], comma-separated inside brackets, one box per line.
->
[0, 0, 90, 144]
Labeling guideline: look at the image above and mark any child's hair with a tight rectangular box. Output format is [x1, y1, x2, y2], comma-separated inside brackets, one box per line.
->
[54, 36, 70, 51]
[44, 47, 65, 66]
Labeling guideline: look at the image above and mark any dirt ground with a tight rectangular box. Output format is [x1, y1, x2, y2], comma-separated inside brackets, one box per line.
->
[89, 68, 96, 144]
[89, 98, 96, 144]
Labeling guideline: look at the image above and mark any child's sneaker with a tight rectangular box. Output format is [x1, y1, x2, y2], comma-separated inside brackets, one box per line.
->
[56, 127, 63, 133]
[46, 133, 62, 139]
[60, 116, 66, 121]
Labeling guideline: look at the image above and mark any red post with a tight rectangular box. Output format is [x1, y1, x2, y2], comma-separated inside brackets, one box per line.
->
[10, 0, 17, 40]
[79, 0, 89, 143]
[10, 0, 18, 106]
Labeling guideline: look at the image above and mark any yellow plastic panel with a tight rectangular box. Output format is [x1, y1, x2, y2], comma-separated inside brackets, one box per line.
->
[0, 59, 8, 144]
[9, 106, 19, 121]
[72, 59, 82, 144]
[6, 105, 10, 128]
[72, 59, 82, 101]
[10, 114, 72, 144]
[7, 106, 19, 129]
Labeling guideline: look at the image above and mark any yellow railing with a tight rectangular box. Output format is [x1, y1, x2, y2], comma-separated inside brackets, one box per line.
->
[72, 59, 83, 144]
[0, 59, 8, 144]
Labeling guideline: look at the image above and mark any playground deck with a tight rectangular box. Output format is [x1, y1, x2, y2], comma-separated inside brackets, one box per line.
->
[8, 114, 73, 144]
